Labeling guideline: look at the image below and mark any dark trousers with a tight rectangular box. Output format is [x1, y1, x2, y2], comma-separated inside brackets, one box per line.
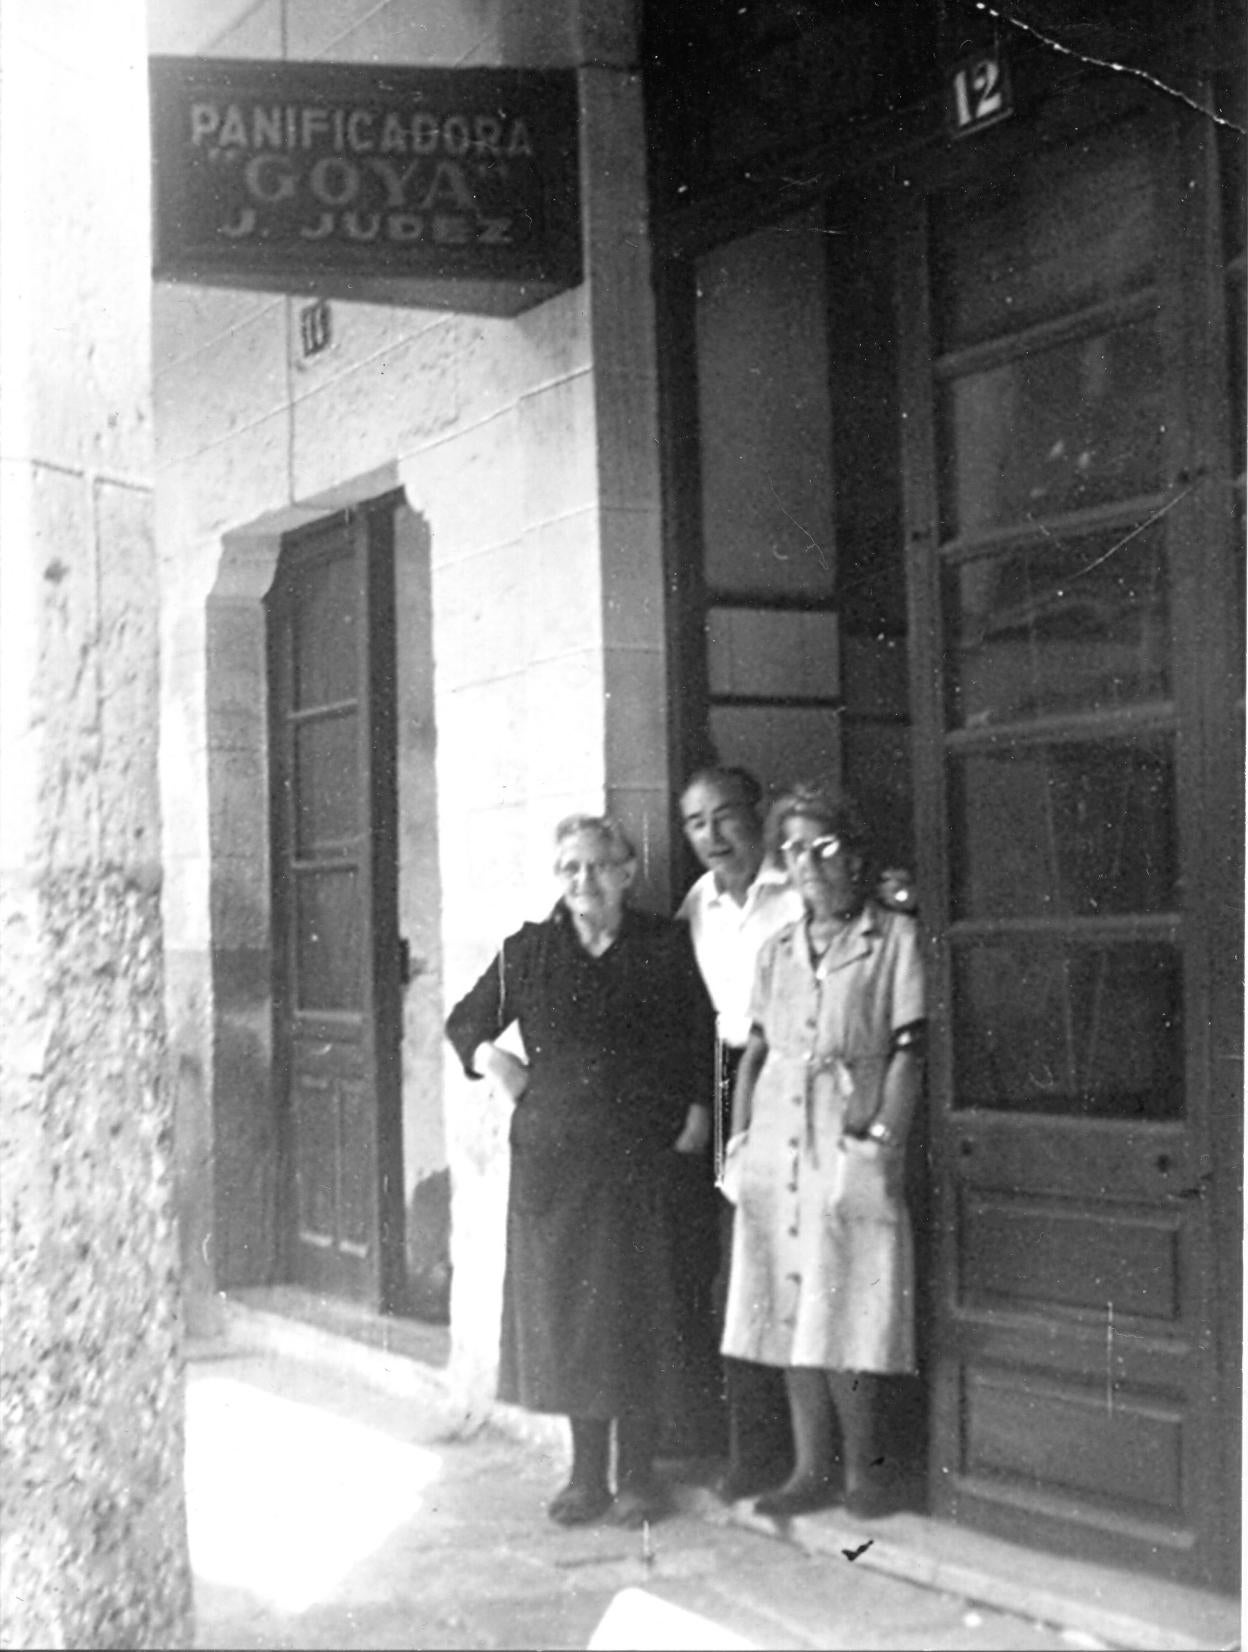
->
[714, 1195, 793, 1481]
[709, 1042, 793, 1482]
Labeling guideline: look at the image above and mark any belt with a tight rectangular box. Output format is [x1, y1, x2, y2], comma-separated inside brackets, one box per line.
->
[714, 1039, 746, 1180]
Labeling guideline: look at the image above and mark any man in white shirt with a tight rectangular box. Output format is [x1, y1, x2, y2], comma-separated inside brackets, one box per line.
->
[679, 774, 803, 1064]
[677, 765, 801, 1501]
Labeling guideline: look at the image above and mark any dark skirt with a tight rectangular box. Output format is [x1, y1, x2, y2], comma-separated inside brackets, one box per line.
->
[498, 1119, 720, 1435]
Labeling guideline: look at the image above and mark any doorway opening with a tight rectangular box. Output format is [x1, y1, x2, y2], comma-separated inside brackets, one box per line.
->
[204, 492, 448, 1330]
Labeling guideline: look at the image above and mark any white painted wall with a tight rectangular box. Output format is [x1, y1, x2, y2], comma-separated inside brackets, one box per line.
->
[150, 0, 671, 1410]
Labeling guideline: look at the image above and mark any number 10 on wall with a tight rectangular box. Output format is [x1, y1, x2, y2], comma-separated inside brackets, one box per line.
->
[949, 50, 1012, 137]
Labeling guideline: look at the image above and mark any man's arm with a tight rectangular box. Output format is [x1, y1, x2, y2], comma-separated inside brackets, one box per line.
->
[729, 1026, 768, 1136]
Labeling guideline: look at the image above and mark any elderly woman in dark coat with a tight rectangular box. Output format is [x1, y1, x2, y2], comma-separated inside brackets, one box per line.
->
[445, 813, 717, 1528]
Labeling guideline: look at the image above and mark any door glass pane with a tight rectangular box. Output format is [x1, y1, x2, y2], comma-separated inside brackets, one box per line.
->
[952, 939, 1182, 1118]
[938, 321, 1164, 536]
[949, 735, 1177, 920]
[293, 554, 358, 709]
[842, 717, 913, 870]
[933, 117, 1158, 349]
[708, 704, 842, 801]
[696, 207, 836, 598]
[945, 526, 1169, 727]
[828, 188, 906, 637]
[706, 606, 840, 699]
[294, 713, 359, 853]
[295, 869, 361, 1011]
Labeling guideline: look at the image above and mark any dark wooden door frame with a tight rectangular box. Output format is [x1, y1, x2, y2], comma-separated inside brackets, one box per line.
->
[267, 496, 405, 1312]
[896, 82, 1241, 1588]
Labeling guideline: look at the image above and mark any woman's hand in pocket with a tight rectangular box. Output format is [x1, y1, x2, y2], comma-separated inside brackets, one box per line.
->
[839, 1132, 891, 1160]
[837, 1132, 904, 1208]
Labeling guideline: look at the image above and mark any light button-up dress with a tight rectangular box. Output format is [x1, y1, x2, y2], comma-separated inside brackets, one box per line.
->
[721, 901, 924, 1373]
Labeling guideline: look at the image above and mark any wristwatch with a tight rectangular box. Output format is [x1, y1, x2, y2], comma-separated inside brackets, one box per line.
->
[866, 1119, 897, 1147]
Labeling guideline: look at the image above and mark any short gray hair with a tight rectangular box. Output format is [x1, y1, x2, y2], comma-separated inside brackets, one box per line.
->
[552, 812, 637, 870]
[763, 781, 874, 894]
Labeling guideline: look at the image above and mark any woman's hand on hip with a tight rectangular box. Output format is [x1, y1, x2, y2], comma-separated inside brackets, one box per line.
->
[673, 1102, 711, 1155]
[472, 1042, 530, 1102]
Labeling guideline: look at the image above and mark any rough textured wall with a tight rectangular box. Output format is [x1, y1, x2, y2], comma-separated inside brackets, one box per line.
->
[0, 0, 193, 1644]
[0, 877, 190, 1649]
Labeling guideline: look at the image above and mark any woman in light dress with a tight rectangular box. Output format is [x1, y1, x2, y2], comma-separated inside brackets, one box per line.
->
[721, 781, 925, 1519]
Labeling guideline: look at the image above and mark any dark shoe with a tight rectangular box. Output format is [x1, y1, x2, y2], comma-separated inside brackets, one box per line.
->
[714, 1465, 782, 1504]
[754, 1476, 840, 1519]
[610, 1479, 669, 1528]
[548, 1480, 612, 1526]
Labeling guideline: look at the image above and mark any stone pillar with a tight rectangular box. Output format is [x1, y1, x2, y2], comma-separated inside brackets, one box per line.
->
[0, 1, 194, 1644]
[424, 1, 673, 1419]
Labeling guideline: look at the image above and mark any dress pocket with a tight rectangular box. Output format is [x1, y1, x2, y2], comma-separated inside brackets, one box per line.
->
[830, 1134, 901, 1221]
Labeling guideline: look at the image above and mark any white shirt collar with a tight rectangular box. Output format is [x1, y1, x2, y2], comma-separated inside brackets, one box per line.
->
[704, 861, 791, 909]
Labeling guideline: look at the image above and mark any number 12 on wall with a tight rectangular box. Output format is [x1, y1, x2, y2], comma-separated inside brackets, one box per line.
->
[949, 50, 1013, 137]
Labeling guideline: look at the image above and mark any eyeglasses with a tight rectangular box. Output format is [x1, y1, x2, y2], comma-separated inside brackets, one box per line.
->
[557, 857, 628, 878]
[780, 834, 845, 863]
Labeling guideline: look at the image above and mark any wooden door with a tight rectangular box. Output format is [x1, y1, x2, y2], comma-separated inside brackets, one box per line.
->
[268, 502, 404, 1309]
[899, 91, 1241, 1586]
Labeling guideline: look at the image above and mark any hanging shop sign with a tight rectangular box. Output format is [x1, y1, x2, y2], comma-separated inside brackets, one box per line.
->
[149, 57, 582, 315]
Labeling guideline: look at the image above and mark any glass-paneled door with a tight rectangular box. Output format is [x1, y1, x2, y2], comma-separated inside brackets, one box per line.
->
[899, 92, 1242, 1586]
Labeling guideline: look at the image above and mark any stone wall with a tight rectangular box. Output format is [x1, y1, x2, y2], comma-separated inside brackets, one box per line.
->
[0, 0, 193, 1644]
[0, 877, 190, 1648]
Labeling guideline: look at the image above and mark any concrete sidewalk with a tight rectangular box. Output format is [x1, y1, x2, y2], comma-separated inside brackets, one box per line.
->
[186, 1307, 1239, 1652]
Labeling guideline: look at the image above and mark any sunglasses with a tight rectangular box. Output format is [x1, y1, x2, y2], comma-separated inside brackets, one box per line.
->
[780, 835, 846, 863]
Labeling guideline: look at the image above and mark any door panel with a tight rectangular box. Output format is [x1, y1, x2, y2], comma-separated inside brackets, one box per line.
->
[963, 1372, 1184, 1512]
[338, 1075, 376, 1257]
[959, 1197, 1181, 1317]
[291, 1066, 338, 1244]
[685, 196, 912, 863]
[900, 100, 1231, 1584]
[690, 207, 844, 794]
[269, 504, 403, 1308]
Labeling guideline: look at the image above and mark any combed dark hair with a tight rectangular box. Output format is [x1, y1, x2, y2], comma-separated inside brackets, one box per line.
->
[679, 764, 763, 812]
[763, 780, 875, 890]
[552, 812, 637, 869]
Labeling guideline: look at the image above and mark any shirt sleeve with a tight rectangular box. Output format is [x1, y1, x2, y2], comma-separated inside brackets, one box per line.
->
[444, 927, 527, 1078]
[890, 915, 926, 1032]
[747, 928, 782, 1037]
